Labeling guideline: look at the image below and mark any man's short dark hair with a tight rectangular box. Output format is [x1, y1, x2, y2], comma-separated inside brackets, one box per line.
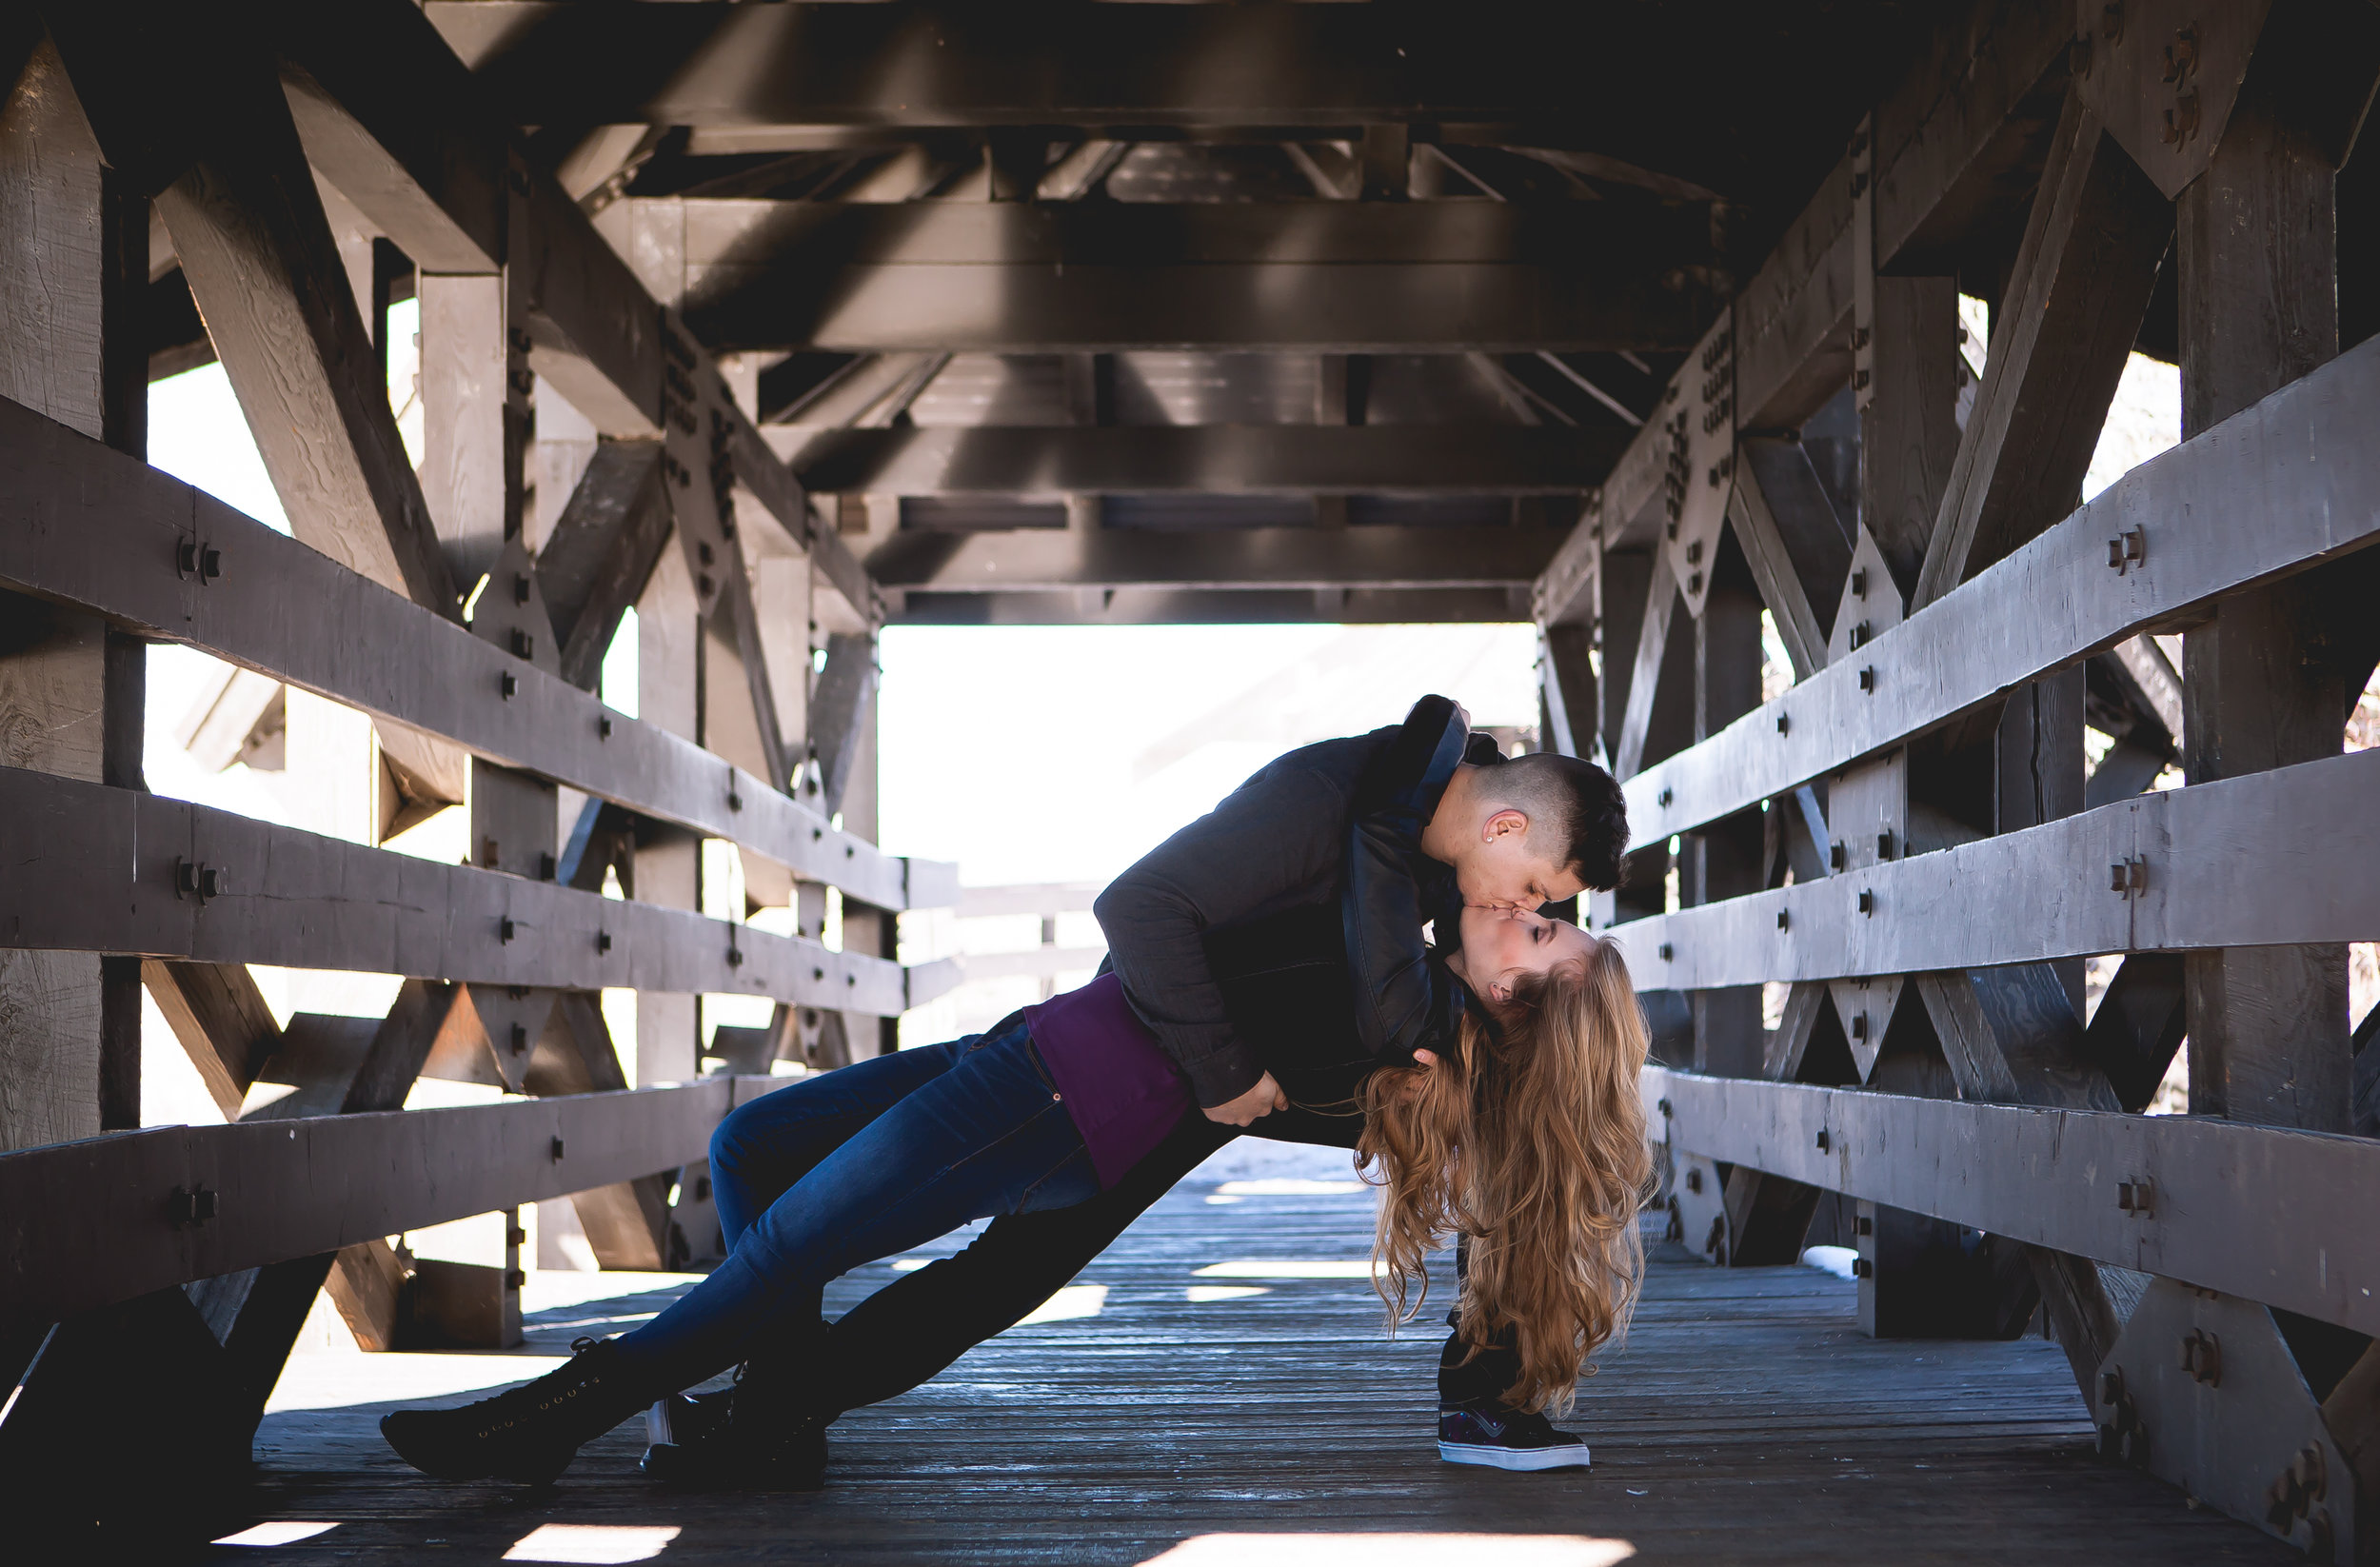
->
[1481, 752, 1630, 891]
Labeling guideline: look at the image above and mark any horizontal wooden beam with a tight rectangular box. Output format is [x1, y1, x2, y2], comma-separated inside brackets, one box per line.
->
[676, 197, 1724, 269]
[768, 424, 1625, 497]
[1611, 745, 2380, 988]
[0, 1077, 789, 1328]
[672, 196, 1721, 352]
[1624, 331, 2380, 841]
[268, 2, 884, 627]
[0, 765, 918, 1014]
[1646, 1065, 2380, 1338]
[0, 396, 947, 909]
[690, 261, 1714, 356]
[866, 525, 1562, 593]
[888, 585, 1531, 626]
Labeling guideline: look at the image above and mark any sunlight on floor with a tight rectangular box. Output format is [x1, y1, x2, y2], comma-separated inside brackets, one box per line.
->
[504, 1523, 684, 1563]
[213, 1520, 342, 1547]
[1194, 1260, 1384, 1279]
[1017, 1283, 1107, 1324]
[265, 1352, 567, 1414]
[1138, 1535, 1635, 1567]
[1185, 1286, 1270, 1303]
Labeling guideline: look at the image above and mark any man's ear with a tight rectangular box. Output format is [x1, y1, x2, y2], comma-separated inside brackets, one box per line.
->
[1481, 807, 1529, 843]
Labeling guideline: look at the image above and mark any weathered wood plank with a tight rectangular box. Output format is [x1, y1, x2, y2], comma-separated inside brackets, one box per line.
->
[0, 1077, 794, 1325]
[1647, 1063, 2380, 1338]
[0, 764, 911, 1014]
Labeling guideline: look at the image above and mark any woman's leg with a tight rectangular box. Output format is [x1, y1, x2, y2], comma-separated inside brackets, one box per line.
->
[613, 1020, 1099, 1396]
[706, 1038, 966, 1246]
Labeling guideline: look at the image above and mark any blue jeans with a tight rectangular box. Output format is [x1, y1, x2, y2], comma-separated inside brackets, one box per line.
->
[611, 1018, 1101, 1395]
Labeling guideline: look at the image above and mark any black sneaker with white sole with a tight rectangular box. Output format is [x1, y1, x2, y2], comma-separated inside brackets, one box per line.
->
[1437, 1402, 1590, 1471]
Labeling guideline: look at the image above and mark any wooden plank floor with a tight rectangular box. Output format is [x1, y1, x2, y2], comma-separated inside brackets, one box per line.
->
[217, 1178, 2296, 1565]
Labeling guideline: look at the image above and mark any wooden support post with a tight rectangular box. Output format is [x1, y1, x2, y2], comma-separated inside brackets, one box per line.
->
[0, 35, 143, 1149]
[810, 632, 880, 823]
[836, 695, 899, 1061]
[636, 538, 701, 1087]
[524, 992, 671, 1269]
[1914, 89, 2174, 607]
[537, 439, 674, 691]
[1612, 548, 1694, 781]
[1687, 532, 1764, 1078]
[2176, 48, 2353, 1133]
[1728, 436, 1849, 681]
[1851, 125, 1963, 603]
[1994, 664, 2089, 1013]
[1537, 622, 1597, 763]
[1842, 104, 1980, 1333]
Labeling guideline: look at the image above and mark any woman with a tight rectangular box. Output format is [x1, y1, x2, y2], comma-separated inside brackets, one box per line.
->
[380, 903, 1649, 1487]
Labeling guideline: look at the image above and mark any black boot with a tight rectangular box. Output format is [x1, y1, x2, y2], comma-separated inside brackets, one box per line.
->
[382, 1337, 647, 1484]
[641, 1349, 828, 1491]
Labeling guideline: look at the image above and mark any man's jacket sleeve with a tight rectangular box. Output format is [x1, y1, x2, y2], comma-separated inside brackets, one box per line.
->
[1344, 694, 1469, 1063]
[1093, 764, 1348, 1108]
[1343, 809, 1441, 1065]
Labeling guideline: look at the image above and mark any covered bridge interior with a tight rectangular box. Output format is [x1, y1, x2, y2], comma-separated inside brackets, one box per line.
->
[1, 1, 2377, 1560]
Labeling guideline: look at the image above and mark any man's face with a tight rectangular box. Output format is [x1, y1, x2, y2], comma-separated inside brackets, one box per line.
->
[1452, 812, 1585, 911]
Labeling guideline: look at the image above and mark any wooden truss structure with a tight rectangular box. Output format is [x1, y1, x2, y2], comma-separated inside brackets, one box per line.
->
[0, 0, 2376, 1552]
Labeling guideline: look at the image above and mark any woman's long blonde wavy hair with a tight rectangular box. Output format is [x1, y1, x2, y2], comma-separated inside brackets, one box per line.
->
[1355, 936, 1653, 1414]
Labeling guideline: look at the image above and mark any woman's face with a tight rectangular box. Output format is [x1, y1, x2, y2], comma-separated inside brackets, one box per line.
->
[1449, 904, 1598, 1007]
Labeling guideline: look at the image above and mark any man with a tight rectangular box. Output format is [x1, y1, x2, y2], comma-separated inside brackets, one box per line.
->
[652, 696, 1629, 1481]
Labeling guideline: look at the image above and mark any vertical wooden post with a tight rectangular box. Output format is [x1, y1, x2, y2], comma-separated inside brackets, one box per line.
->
[1845, 109, 1976, 1333]
[837, 671, 899, 1058]
[0, 36, 143, 1146]
[1687, 532, 1766, 1077]
[2176, 69, 2352, 1132]
[635, 541, 702, 1087]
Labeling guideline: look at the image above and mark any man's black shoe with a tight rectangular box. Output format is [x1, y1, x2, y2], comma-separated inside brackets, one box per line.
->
[381, 1338, 645, 1484]
[641, 1356, 828, 1491]
[1437, 1401, 1591, 1471]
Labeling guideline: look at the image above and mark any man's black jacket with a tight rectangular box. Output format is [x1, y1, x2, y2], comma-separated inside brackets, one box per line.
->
[1095, 695, 1477, 1107]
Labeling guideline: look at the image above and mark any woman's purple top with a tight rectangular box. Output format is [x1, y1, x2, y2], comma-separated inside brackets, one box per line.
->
[1024, 973, 1193, 1189]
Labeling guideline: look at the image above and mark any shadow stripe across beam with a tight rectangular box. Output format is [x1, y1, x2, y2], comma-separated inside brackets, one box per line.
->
[0, 396, 952, 911]
[1616, 330, 2380, 840]
[0, 765, 911, 1015]
[1644, 1065, 2380, 1337]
